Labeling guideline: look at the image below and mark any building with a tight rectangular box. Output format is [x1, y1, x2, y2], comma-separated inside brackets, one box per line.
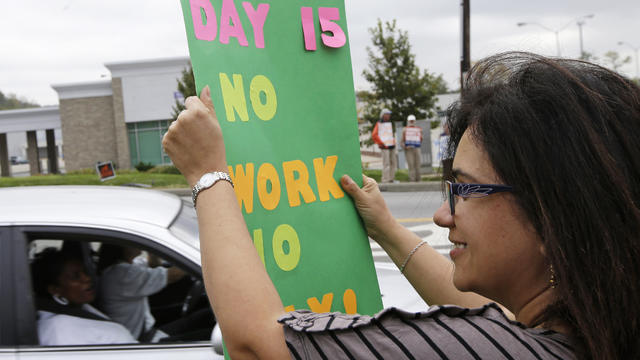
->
[0, 57, 190, 176]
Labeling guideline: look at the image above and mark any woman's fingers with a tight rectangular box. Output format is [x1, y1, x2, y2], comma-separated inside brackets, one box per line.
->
[163, 86, 228, 186]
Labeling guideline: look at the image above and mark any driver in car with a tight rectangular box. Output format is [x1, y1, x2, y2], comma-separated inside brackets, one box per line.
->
[97, 244, 186, 341]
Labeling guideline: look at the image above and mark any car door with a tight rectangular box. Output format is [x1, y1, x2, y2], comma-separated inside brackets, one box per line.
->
[12, 225, 222, 360]
[0, 226, 31, 360]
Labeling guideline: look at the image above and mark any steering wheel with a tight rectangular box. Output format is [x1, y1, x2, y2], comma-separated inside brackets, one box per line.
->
[181, 277, 206, 316]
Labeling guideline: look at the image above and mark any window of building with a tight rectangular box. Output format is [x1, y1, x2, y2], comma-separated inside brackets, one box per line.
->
[127, 120, 171, 167]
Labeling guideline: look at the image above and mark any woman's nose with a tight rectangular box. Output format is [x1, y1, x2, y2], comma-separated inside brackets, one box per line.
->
[433, 201, 454, 228]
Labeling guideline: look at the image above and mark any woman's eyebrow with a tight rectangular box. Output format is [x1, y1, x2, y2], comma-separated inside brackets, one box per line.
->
[451, 168, 482, 183]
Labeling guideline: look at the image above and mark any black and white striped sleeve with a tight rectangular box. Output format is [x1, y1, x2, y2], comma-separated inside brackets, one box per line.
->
[278, 303, 574, 360]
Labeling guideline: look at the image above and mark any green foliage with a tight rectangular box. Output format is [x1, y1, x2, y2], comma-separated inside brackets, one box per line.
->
[360, 19, 443, 130]
[0, 90, 39, 110]
[0, 172, 188, 188]
[171, 65, 196, 121]
[134, 162, 155, 172]
[147, 165, 182, 174]
[432, 74, 450, 95]
[602, 50, 632, 71]
[581, 51, 598, 63]
[361, 169, 406, 182]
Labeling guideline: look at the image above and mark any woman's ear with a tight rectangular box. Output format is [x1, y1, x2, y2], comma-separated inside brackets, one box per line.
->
[47, 284, 60, 296]
[538, 242, 547, 257]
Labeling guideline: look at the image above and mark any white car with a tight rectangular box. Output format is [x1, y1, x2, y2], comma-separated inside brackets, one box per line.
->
[0, 186, 425, 359]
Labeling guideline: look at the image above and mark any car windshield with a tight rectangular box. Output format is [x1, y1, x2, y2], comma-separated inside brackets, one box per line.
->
[168, 200, 200, 249]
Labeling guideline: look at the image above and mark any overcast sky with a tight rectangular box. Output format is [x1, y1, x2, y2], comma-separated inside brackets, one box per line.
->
[1, 0, 639, 106]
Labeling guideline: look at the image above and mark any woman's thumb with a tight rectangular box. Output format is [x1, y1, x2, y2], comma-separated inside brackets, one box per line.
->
[200, 85, 215, 112]
[340, 174, 363, 200]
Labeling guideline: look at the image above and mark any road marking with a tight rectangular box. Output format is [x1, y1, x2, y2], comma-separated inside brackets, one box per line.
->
[396, 217, 433, 223]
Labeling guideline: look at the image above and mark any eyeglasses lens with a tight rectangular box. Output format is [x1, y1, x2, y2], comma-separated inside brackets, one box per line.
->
[446, 181, 455, 215]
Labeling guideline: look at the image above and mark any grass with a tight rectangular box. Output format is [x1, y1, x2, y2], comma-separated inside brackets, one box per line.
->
[0, 169, 188, 188]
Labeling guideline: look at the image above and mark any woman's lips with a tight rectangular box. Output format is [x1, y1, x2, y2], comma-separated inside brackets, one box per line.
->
[449, 240, 467, 259]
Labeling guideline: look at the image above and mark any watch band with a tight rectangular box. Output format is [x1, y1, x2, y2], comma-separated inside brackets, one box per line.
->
[192, 171, 234, 208]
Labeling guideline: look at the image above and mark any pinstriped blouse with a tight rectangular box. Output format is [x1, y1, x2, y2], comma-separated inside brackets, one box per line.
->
[278, 303, 574, 359]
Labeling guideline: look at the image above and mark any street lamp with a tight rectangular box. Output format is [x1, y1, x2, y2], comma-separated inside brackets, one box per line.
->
[618, 41, 640, 79]
[576, 14, 594, 60]
[517, 21, 564, 56]
[517, 14, 594, 58]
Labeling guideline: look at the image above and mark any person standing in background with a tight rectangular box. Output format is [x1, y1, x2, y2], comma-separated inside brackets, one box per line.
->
[402, 114, 422, 182]
[371, 108, 397, 183]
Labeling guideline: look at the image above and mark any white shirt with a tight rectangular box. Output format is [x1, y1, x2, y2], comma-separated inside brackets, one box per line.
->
[99, 262, 168, 338]
[37, 304, 136, 346]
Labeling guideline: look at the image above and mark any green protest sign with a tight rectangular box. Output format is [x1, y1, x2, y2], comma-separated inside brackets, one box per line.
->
[179, 0, 382, 316]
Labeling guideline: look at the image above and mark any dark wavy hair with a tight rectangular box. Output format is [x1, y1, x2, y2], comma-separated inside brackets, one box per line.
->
[31, 248, 81, 297]
[444, 52, 640, 360]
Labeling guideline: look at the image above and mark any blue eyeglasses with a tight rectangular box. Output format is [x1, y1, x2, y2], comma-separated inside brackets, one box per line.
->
[445, 180, 513, 215]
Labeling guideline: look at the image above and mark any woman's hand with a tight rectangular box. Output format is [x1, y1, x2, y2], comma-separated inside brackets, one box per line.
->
[162, 85, 227, 187]
[340, 174, 399, 244]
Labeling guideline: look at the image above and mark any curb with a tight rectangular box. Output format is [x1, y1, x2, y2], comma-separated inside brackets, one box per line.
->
[158, 181, 442, 196]
[377, 181, 442, 192]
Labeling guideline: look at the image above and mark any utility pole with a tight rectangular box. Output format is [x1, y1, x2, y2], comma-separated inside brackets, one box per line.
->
[460, 0, 470, 92]
[577, 15, 594, 60]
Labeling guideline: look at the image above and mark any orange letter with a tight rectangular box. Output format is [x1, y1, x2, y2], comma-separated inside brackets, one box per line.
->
[343, 289, 357, 314]
[313, 155, 344, 202]
[307, 293, 333, 313]
[282, 160, 316, 207]
[257, 162, 281, 210]
[228, 163, 254, 213]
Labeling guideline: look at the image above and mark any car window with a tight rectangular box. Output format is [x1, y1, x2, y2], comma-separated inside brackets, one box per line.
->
[27, 234, 215, 348]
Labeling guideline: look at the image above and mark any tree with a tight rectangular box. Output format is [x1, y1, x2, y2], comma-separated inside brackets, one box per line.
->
[359, 19, 443, 132]
[171, 65, 196, 121]
[602, 50, 631, 72]
[0, 90, 39, 110]
[432, 74, 450, 95]
[581, 51, 599, 63]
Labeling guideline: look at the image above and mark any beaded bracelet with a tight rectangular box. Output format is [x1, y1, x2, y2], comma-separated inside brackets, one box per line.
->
[399, 241, 427, 273]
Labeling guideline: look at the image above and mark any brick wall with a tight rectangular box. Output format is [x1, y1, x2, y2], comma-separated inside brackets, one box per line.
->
[59, 96, 118, 171]
[111, 78, 131, 170]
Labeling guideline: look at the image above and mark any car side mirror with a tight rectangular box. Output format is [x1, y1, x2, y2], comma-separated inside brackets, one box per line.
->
[210, 323, 224, 355]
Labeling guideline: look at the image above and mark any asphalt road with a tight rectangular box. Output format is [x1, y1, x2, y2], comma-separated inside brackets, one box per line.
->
[372, 191, 451, 263]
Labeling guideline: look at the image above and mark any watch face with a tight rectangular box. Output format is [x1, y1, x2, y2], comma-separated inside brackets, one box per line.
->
[199, 173, 216, 187]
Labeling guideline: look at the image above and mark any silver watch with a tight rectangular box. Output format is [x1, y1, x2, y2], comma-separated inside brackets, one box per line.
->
[192, 171, 234, 207]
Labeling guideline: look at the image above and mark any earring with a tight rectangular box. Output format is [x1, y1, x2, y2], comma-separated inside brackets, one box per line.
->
[549, 264, 557, 289]
[53, 294, 69, 306]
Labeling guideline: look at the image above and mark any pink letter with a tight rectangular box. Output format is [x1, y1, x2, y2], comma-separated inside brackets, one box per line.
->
[220, 0, 249, 47]
[300, 7, 316, 51]
[318, 7, 346, 48]
[190, 0, 217, 41]
[242, 2, 270, 49]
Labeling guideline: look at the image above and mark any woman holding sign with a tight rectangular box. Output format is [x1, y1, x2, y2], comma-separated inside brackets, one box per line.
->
[401, 114, 422, 182]
[372, 108, 398, 183]
[163, 52, 639, 359]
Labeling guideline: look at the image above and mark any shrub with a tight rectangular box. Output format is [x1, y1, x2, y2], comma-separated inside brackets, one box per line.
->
[134, 162, 155, 172]
[147, 165, 182, 175]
